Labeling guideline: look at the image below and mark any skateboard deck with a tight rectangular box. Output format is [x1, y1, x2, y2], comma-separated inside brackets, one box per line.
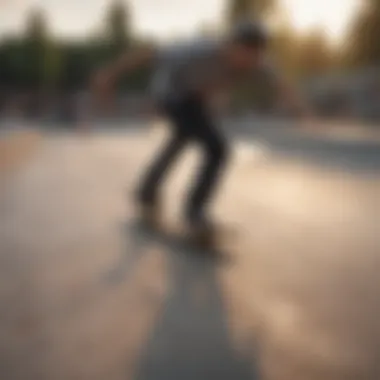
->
[134, 214, 238, 252]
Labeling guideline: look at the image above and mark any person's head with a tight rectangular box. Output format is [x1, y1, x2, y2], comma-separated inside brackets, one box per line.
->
[225, 21, 268, 70]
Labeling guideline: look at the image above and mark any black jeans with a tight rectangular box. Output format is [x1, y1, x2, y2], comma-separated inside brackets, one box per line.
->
[137, 94, 229, 220]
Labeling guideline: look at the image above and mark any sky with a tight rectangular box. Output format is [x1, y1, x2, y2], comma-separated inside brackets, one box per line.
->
[0, 0, 360, 42]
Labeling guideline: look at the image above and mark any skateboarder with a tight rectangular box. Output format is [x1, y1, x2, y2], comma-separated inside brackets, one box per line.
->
[93, 21, 314, 234]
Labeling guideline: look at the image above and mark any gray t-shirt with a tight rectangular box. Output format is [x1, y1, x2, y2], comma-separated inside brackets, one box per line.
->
[150, 38, 277, 102]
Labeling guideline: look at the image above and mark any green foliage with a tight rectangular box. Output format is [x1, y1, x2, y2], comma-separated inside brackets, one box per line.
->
[0, 0, 150, 93]
[104, 0, 132, 54]
[0, 38, 26, 89]
[0, 0, 343, 97]
[22, 8, 50, 88]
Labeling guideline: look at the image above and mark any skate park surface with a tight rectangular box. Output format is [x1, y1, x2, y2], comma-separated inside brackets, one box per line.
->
[0, 120, 379, 380]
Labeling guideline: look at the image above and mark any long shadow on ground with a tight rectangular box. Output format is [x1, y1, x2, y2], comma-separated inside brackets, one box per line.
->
[116, 219, 259, 380]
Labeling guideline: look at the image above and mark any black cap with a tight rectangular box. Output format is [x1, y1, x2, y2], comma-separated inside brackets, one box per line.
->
[230, 20, 268, 49]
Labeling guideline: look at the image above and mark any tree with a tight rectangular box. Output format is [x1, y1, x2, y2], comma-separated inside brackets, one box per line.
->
[225, 0, 276, 27]
[272, 21, 300, 78]
[0, 0, 152, 95]
[104, 0, 132, 54]
[59, 43, 89, 92]
[21, 7, 60, 90]
[25, 8, 48, 44]
[296, 28, 334, 78]
[0, 38, 26, 90]
[345, 0, 380, 67]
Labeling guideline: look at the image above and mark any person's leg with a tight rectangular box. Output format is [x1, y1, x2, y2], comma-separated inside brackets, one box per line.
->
[136, 96, 195, 207]
[137, 130, 186, 206]
[185, 106, 230, 224]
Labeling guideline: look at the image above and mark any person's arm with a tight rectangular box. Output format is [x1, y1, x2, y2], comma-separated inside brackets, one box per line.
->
[91, 46, 157, 110]
[95, 46, 156, 85]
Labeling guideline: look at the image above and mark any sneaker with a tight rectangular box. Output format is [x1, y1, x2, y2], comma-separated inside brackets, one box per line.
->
[186, 213, 216, 240]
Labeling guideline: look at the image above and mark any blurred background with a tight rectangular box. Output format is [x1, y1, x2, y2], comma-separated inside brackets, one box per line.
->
[1, 3, 379, 380]
[0, 0, 379, 125]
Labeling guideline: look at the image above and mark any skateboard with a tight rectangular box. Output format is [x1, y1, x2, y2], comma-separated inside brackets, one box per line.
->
[134, 213, 237, 252]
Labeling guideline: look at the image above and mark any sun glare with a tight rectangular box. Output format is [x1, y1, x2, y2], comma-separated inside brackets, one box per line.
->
[282, 0, 359, 40]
